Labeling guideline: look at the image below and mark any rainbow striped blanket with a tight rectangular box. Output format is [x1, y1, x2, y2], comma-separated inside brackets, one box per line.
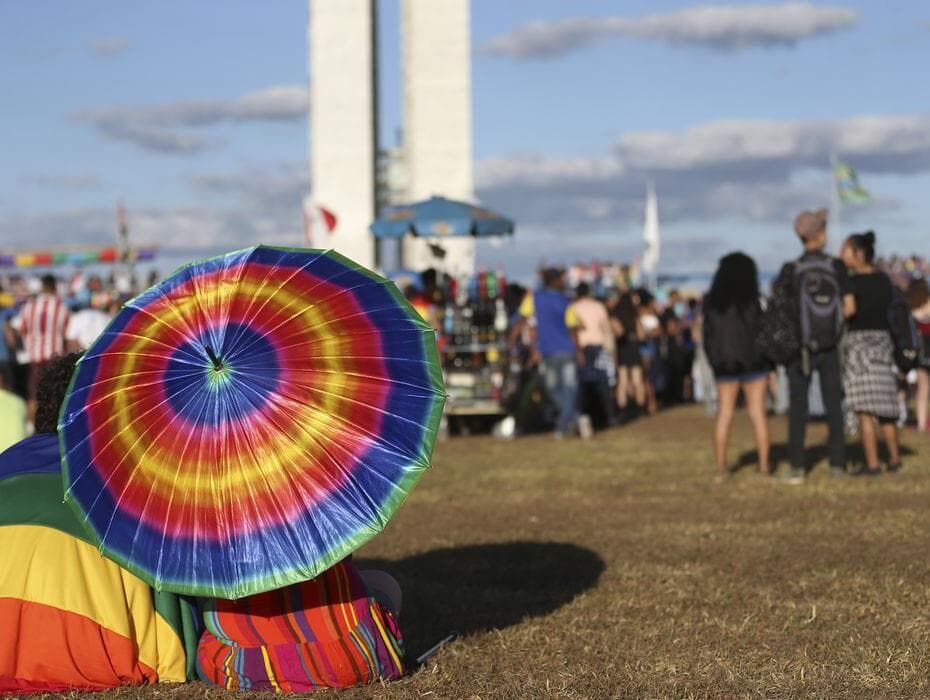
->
[0, 434, 200, 694]
[197, 559, 405, 692]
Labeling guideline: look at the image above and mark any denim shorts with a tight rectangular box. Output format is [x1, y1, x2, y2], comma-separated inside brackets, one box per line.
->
[715, 370, 768, 384]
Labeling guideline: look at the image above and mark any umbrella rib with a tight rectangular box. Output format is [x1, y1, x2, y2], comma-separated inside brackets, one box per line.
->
[81, 363, 212, 548]
[63, 362, 219, 478]
[220, 248, 332, 351]
[221, 249, 347, 354]
[232, 377, 388, 536]
[86, 332, 203, 363]
[226, 306, 430, 358]
[126, 286, 203, 351]
[220, 380, 323, 591]
[64, 367, 206, 413]
[270, 378, 439, 465]
[127, 378, 211, 586]
[224, 278, 393, 363]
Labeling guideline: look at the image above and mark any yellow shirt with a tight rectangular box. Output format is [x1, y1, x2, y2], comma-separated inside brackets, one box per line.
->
[0, 389, 26, 453]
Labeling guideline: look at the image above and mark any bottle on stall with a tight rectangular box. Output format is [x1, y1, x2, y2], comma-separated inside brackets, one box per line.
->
[486, 267, 497, 300]
[494, 297, 508, 339]
[444, 302, 455, 339]
[496, 264, 507, 298]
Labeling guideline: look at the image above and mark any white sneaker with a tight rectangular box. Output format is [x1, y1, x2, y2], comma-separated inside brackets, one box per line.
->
[577, 414, 593, 440]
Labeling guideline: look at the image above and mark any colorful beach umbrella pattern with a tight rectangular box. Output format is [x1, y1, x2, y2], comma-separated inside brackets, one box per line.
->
[59, 246, 445, 599]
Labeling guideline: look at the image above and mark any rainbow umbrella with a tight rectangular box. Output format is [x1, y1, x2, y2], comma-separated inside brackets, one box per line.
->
[59, 246, 445, 599]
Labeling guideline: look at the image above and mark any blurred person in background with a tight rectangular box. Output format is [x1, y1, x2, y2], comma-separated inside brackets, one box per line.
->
[11, 274, 68, 424]
[570, 282, 616, 429]
[611, 291, 646, 420]
[0, 370, 26, 452]
[65, 278, 113, 352]
[518, 268, 590, 439]
[776, 209, 855, 483]
[840, 231, 901, 474]
[906, 278, 930, 432]
[702, 252, 770, 481]
[0, 288, 15, 391]
[637, 291, 662, 415]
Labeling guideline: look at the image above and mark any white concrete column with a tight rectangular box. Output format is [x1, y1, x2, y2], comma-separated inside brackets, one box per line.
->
[309, 0, 377, 269]
[401, 0, 475, 277]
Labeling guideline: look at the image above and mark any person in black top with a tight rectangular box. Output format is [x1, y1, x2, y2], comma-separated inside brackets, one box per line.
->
[610, 291, 646, 417]
[776, 209, 856, 482]
[840, 231, 901, 474]
[703, 252, 770, 480]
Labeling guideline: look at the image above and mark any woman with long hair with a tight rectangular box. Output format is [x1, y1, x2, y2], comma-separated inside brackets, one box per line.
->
[611, 291, 646, 417]
[840, 231, 901, 474]
[906, 278, 930, 432]
[703, 252, 770, 480]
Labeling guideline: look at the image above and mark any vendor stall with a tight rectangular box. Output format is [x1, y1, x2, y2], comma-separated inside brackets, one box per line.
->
[371, 196, 515, 428]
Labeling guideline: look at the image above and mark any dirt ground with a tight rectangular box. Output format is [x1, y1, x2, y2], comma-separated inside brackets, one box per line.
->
[31, 405, 930, 699]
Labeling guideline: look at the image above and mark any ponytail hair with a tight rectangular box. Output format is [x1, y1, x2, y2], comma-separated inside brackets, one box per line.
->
[846, 230, 876, 263]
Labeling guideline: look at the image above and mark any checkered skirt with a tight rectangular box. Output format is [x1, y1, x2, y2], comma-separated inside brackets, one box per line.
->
[842, 329, 899, 419]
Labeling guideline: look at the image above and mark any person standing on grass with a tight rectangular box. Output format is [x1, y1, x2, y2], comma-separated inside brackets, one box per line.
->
[570, 282, 616, 428]
[776, 209, 856, 483]
[10, 274, 69, 425]
[906, 278, 930, 432]
[611, 291, 646, 420]
[840, 231, 902, 474]
[518, 268, 591, 439]
[702, 252, 771, 481]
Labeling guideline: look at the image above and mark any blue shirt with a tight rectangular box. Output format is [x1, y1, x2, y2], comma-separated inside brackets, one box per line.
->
[528, 289, 576, 357]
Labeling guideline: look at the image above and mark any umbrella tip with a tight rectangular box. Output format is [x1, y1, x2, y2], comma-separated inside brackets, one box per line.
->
[204, 345, 224, 371]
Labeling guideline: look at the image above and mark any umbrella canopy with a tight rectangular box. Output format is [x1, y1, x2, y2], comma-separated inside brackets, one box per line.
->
[59, 246, 446, 599]
[370, 195, 514, 239]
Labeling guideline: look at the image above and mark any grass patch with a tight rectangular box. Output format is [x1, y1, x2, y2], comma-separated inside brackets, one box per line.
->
[31, 406, 930, 698]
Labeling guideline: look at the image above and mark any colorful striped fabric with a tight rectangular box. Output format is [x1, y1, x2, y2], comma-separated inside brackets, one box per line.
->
[196, 558, 404, 692]
[0, 434, 200, 694]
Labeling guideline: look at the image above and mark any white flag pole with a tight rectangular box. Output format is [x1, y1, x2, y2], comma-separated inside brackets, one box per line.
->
[642, 180, 660, 291]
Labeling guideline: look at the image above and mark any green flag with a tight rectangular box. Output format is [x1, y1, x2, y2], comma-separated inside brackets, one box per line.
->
[834, 159, 870, 203]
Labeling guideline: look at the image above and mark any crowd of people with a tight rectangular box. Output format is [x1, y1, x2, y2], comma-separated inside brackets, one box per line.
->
[0, 271, 135, 447]
[507, 208, 929, 481]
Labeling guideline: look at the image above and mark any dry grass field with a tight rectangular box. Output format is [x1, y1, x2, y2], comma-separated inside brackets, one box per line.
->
[31, 405, 930, 699]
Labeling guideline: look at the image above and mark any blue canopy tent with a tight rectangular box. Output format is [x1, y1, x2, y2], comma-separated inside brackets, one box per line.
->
[371, 196, 515, 239]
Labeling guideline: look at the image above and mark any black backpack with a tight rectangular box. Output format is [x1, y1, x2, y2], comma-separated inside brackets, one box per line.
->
[705, 305, 758, 375]
[887, 286, 920, 372]
[756, 281, 799, 365]
[795, 258, 843, 353]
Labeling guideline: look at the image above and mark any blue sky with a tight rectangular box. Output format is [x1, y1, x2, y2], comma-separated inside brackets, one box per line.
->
[2, 1, 929, 278]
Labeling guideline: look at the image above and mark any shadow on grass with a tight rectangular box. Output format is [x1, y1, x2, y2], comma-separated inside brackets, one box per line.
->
[736, 441, 917, 473]
[358, 541, 604, 657]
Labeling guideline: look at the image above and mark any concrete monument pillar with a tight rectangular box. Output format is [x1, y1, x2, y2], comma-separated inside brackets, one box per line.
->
[401, 0, 475, 277]
[308, 0, 377, 269]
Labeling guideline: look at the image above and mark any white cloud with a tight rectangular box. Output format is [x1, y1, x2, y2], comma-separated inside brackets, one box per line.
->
[0, 165, 308, 253]
[476, 113, 930, 228]
[75, 85, 309, 154]
[88, 37, 133, 56]
[481, 2, 857, 59]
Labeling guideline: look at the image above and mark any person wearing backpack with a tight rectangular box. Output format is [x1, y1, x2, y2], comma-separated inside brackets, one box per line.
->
[776, 209, 856, 482]
[703, 252, 771, 481]
[840, 231, 902, 474]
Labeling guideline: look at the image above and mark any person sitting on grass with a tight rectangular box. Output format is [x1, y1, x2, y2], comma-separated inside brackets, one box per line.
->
[196, 560, 406, 692]
[0, 353, 198, 693]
